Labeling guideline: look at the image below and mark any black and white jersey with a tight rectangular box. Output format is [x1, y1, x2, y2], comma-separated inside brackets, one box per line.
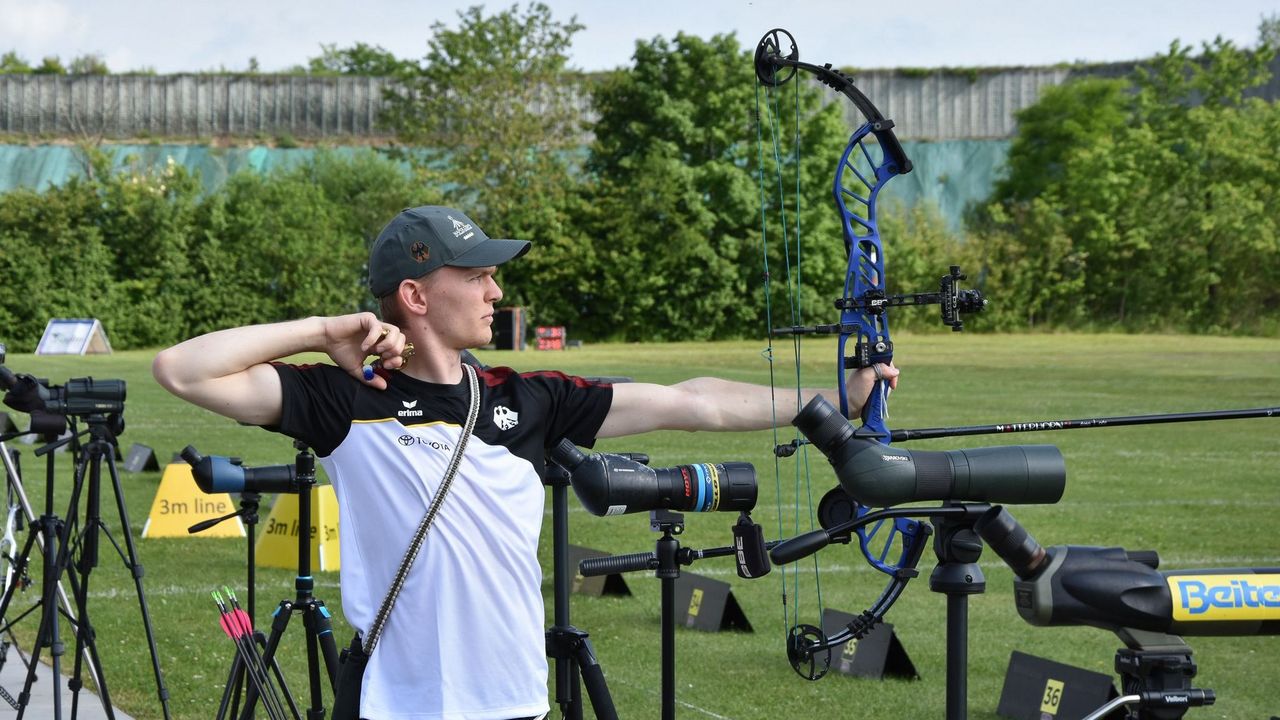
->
[270, 363, 612, 720]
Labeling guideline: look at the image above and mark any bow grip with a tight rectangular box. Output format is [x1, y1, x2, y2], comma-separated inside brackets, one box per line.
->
[858, 379, 890, 444]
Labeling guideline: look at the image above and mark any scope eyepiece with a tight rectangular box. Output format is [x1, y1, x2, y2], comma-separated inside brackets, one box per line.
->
[975, 505, 1048, 580]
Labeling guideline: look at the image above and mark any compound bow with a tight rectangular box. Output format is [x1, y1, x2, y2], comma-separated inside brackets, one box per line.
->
[753, 28, 986, 679]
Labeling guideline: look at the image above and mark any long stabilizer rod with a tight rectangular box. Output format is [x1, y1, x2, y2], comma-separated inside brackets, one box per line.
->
[891, 407, 1279, 443]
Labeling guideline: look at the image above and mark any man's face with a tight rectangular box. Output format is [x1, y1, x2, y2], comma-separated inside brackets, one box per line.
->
[422, 265, 504, 350]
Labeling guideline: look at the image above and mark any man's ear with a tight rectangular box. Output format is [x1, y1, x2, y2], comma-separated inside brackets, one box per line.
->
[398, 278, 430, 317]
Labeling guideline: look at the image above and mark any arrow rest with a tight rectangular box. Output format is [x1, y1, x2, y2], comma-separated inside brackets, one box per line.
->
[786, 624, 831, 680]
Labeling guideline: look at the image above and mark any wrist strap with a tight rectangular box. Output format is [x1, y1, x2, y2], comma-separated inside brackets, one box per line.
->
[362, 363, 479, 654]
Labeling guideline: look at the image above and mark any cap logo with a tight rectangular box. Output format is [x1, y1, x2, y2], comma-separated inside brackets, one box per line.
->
[409, 241, 430, 263]
[448, 215, 475, 240]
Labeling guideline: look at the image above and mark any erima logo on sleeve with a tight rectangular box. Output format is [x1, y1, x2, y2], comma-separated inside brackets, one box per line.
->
[493, 405, 519, 430]
[398, 399, 423, 418]
[1170, 574, 1280, 621]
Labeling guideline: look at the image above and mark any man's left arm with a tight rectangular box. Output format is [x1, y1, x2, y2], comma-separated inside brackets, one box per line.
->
[596, 365, 897, 438]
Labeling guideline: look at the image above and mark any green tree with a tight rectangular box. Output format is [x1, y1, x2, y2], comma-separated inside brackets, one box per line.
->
[87, 148, 202, 347]
[306, 42, 419, 76]
[0, 185, 117, 351]
[377, 3, 588, 323]
[184, 169, 366, 336]
[975, 38, 1280, 332]
[1261, 13, 1280, 50]
[68, 53, 109, 75]
[579, 31, 854, 340]
[291, 150, 437, 310]
[33, 56, 66, 74]
[0, 51, 31, 73]
[990, 77, 1129, 204]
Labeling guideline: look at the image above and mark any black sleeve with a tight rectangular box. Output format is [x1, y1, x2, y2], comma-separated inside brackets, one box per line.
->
[267, 363, 358, 457]
[521, 371, 613, 450]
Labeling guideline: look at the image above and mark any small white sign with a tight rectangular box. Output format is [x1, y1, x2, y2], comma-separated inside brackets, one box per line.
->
[35, 319, 112, 356]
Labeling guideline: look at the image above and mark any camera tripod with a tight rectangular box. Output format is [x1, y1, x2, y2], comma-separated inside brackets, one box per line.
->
[578, 509, 757, 720]
[211, 442, 339, 720]
[0, 435, 102, 708]
[543, 455, 618, 720]
[0, 412, 170, 719]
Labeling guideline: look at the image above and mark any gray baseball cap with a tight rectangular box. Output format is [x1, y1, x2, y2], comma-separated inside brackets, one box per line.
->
[368, 206, 531, 297]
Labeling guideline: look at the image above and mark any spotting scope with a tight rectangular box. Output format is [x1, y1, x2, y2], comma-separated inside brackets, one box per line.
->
[549, 439, 756, 516]
[976, 505, 1280, 638]
[793, 395, 1066, 507]
[181, 446, 300, 494]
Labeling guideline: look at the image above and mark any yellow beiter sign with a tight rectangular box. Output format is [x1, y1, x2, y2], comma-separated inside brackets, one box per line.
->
[142, 463, 245, 538]
[1169, 573, 1280, 622]
[255, 484, 342, 572]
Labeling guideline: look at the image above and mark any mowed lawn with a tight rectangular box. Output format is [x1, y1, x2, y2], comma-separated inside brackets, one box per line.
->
[1, 332, 1276, 719]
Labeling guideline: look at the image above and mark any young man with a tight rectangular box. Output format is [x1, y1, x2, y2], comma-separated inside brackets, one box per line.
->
[153, 205, 896, 720]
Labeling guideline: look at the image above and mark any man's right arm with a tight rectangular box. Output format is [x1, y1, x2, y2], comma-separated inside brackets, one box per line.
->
[152, 313, 405, 426]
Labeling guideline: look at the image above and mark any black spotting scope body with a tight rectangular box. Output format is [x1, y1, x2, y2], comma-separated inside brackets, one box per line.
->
[976, 506, 1280, 639]
[793, 394, 1066, 507]
[549, 439, 757, 516]
[2, 369, 126, 418]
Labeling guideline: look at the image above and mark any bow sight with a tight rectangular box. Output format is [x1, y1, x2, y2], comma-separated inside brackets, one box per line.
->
[774, 264, 988, 339]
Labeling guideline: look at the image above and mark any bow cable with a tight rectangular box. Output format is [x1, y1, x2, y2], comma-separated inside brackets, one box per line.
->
[755, 56, 827, 644]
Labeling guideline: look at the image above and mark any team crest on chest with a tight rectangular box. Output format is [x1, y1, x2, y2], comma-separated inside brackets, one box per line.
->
[493, 405, 519, 430]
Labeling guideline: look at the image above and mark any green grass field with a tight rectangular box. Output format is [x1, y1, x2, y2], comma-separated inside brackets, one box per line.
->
[1, 333, 1277, 719]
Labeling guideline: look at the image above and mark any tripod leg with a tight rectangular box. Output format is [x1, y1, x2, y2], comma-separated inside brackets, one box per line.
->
[240, 602, 292, 720]
[70, 446, 116, 719]
[311, 601, 339, 688]
[572, 636, 618, 720]
[304, 606, 324, 719]
[255, 630, 301, 720]
[2, 439, 100, 684]
[102, 452, 172, 719]
[16, 486, 76, 720]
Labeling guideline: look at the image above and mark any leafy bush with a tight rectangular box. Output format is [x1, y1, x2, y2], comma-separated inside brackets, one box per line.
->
[0, 148, 420, 351]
